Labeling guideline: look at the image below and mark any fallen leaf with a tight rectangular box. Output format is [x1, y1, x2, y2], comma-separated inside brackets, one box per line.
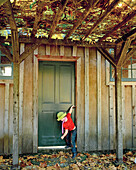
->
[126, 151, 133, 156]
[40, 161, 47, 168]
[0, 156, 3, 162]
[70, 163, 80, 170]
[131, 164, 136, 170]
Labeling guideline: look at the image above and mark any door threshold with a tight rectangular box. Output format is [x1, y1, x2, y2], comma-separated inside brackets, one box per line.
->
[38, 146, 66, 150]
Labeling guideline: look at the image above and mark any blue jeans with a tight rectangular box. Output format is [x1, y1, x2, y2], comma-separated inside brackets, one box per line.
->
[71, 128, 77, 153]
[66, 128, 77, 153]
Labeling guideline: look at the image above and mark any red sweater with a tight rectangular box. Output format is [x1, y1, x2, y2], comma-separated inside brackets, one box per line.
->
[63, 113, 75, 131]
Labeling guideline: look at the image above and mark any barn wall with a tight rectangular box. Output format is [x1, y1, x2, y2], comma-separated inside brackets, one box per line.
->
[0, 44, 136, 154]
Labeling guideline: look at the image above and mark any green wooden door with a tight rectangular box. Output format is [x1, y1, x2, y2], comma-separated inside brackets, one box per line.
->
[38, 61, 75, 146]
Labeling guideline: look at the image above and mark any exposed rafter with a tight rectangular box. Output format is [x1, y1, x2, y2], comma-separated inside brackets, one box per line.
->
[31, 0, 45, 37]
[82, 0, 121, 41]
[64, 0, 99, 40]
[48, 0, 68, 39]
[116, 28, 136, 44]
[116, 38, 132, 66]
[97, 47, 116, 67]
[99, 10, 136, 42]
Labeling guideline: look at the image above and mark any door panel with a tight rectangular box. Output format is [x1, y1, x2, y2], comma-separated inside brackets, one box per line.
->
[38, 61, 75, 146]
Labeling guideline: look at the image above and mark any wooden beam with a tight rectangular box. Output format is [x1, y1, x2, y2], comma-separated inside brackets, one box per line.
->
[115, 66, 123, 163]
[122, 47, 136, 66]
[0, 43, 13, 62]
[13, 63, 19, 166]
[3, 36, 116, 48]
[19, 42, 41, 63]
[48, 0, 68, 39]
[97, 47, 116, 66]
[99, 10, 136, 41]
[122, 85, 126, 148]
[64, 0, 99, 40]
[116, 28, 136, 44]
[117, 38, 132, 66]
[82, 0, 121, 40]
[11, 31, 19, 63]
[35, 55, 79, 61]
[85, 47, 90, 151]
[31, 1, 45, 37]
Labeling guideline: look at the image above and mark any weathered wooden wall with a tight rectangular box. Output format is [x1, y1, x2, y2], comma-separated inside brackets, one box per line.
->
[0, 44, 136, 154]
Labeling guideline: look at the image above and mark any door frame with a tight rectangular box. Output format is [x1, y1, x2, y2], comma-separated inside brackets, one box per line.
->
[33, 46, 81, 152]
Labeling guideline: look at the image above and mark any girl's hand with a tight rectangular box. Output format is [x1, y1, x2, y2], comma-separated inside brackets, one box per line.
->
[61, 136, 64, 140]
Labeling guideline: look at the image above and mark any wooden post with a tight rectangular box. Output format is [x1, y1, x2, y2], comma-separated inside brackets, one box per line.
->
[97, 50, 101, 150]
[4, 83, 9, 154]
[109, 85, 115, 150]
[115, 66, 123, 162]
[85, 47, 90, 151]
[13, 63, 19, 165]
[122, 85, 126, 148]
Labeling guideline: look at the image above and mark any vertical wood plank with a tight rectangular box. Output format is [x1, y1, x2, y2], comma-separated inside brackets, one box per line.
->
[19, 43, 24, 154]
[60, 46, 64, 56]
[4, 83, 9, 154]
[46, 45, 50, 55]
[89, 48, 97, 150]
[97, 50, 101, 150]
[72, 46, 77, 57]
[76, 49, 82, 151]
[109, 85, 115, 150]
[33, 48, 38, 153]
[85, 47, 90, 151]
[132, 85, 136, 148]
[122, 85, 126, 148]
[115, 67, 123, 162]
[106, 60, 110, 85]
[23, 44, 33, 153]
[125, 86, 132, 148]
[0, 84, 4, 153]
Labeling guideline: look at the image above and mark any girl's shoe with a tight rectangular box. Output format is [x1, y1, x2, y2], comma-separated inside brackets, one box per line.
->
[65, 145, 71, 149]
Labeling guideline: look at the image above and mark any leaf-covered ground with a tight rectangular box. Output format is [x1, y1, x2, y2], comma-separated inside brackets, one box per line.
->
[0, 150, 136, 169]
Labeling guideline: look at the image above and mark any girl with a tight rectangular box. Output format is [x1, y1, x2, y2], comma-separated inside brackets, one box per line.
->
[57, 105, 77, 158]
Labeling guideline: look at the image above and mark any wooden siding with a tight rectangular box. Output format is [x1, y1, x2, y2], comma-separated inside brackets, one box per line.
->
[0, 45, 136, 154]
